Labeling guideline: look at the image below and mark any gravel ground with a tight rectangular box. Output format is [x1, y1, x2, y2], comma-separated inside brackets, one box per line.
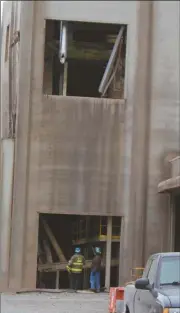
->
[1, 291, 109, 313]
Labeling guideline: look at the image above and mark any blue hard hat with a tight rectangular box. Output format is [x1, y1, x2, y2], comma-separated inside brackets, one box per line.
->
[95, 247, 101, 254]
[75, 247, 81, 254]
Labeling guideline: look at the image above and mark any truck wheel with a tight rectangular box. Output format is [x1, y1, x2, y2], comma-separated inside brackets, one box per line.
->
[125, 306, 130, 313]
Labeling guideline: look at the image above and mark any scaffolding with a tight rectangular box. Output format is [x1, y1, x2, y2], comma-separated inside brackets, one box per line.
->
[71, 216, 121, 289]
[72, 216, 121, 244]
[37, 216, 121, 290]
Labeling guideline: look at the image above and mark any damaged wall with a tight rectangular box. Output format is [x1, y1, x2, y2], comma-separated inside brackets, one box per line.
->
[2, 0, 179, 292]
[5, 1, 136, 291]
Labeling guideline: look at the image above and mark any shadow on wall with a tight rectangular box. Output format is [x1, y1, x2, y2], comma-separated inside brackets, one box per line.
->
[161, 151, 180, 181]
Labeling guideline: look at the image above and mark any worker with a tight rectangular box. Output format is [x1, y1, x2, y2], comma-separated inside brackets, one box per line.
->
[90, 247, 103, 293]
[66, 247, 85, 291]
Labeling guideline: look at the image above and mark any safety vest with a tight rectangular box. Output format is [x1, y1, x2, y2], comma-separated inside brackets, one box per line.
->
[67, 255, 84, 274]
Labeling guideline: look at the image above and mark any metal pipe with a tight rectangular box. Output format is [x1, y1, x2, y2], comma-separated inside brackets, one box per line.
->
[98, 26, 125, 95]
[59, 22, 67, 64]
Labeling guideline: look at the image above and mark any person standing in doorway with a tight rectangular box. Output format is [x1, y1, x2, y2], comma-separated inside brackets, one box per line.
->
[66, 247, 85, 291]
[90, 247, 103, 293]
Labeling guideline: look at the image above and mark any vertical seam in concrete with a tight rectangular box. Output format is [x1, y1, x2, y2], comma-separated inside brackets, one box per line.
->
[22, 1, 46, 287]
[178, 1, 180, 154]
[129, 0, 153, 268]
[7, 140, 15, 287]
[118, 13, 138, 285]
[8, 1, 14, 137]
[21, 7, 36, 288]
[8, 1, 35, 290]
[7, 2, 20, 290]
[142, 1, 154, 266]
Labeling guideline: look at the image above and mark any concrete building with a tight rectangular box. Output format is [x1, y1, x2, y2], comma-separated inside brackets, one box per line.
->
[0, 0, 179, 292]
[158, 156, 180, 252]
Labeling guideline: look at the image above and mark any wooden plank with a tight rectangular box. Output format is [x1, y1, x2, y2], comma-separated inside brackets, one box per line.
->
[38, 262, 66, 272]
[43, 239, 53, 263]
[42, 219, 67, 262]
[83, 247, 88, 289]
[37, 243, 43, 264]
[55, 270, 60, 289]
[38, 259, 119, 272]
[47, 40, 114, 60]
[63, 62, 68, 96]
[105, 216, 112, 291]
[72, 237, 120, 245]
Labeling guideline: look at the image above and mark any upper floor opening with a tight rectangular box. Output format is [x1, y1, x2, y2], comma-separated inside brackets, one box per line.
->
[43, 20, 127, 99]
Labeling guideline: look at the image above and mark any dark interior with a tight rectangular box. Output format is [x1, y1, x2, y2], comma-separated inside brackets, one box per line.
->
[43, 20, 126, 98]
[174, 195, 180, 252]
[67, 60, 106, 97]
[37, 214, 120, 289]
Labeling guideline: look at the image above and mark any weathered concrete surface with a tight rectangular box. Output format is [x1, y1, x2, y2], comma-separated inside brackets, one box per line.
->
[1, 292, 109, 313]
[44, 1, 137, 24]
[144, 0, 180, 261]
[119, 1, 153, 282]
[31, 96, 125, 217]
[2, 0, 136, 291]
[1, 0, 180, 293]
[158, 157, 180, 192]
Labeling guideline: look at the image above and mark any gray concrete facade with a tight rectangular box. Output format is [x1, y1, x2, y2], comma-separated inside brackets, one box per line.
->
[0, 0, 180, 291]
[158, 156, 180, 252]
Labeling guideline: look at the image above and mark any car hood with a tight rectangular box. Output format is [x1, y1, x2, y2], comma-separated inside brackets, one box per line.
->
[159, 286, 180, 308]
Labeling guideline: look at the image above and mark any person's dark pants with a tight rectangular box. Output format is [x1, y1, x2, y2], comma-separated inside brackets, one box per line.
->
[70, 273, 82, 290]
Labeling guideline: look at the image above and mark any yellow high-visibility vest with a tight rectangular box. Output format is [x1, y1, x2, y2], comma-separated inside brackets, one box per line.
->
[67, 255, 85, 273]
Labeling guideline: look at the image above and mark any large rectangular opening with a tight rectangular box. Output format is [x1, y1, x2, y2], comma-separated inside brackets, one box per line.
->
[174, 195, 180, 252]
[43, 20, 127, 98]
[37, 213, 121, 290]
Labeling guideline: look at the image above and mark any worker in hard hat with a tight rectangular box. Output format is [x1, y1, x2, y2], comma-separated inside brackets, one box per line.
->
[90, 247, 103, 293]
[66, 247, 85, 291]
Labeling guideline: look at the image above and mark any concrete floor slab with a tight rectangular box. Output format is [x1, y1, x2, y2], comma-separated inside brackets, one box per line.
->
[1, 292, 109, 313]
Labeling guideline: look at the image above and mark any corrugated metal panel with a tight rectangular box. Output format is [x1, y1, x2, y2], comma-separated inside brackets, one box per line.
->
[32, 96, 125, 216]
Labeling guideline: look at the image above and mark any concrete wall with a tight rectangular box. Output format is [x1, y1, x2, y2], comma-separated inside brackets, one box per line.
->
[1, 1, 12, 138]
[1, 1, 21, 138]
[0, 0, 21, 291]
[30, 96, 124, 217]
[144, 0, 180, 262]
[119, 1, 153, 283]
[6, 0, 138, 290]
[44, 1, 137, 24]
[1, 0, 179, 291]
[119, 0, 180, 284]
[0, 139, 14, 289]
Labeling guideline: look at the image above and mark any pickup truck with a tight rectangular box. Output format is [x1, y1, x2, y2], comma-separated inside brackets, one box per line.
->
[124, 252, 180, 313]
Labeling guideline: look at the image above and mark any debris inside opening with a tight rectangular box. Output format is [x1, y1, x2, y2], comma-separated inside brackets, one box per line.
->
[43, 20, 127, 98]
[37, 214, 121, 290]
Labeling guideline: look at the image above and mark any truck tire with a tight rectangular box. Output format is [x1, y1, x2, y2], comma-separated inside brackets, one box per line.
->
[125, 305, 130, 313]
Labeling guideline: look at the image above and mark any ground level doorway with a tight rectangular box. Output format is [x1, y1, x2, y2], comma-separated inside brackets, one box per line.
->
[174, 195, 180, 252]
[36, 213, 121, 290]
